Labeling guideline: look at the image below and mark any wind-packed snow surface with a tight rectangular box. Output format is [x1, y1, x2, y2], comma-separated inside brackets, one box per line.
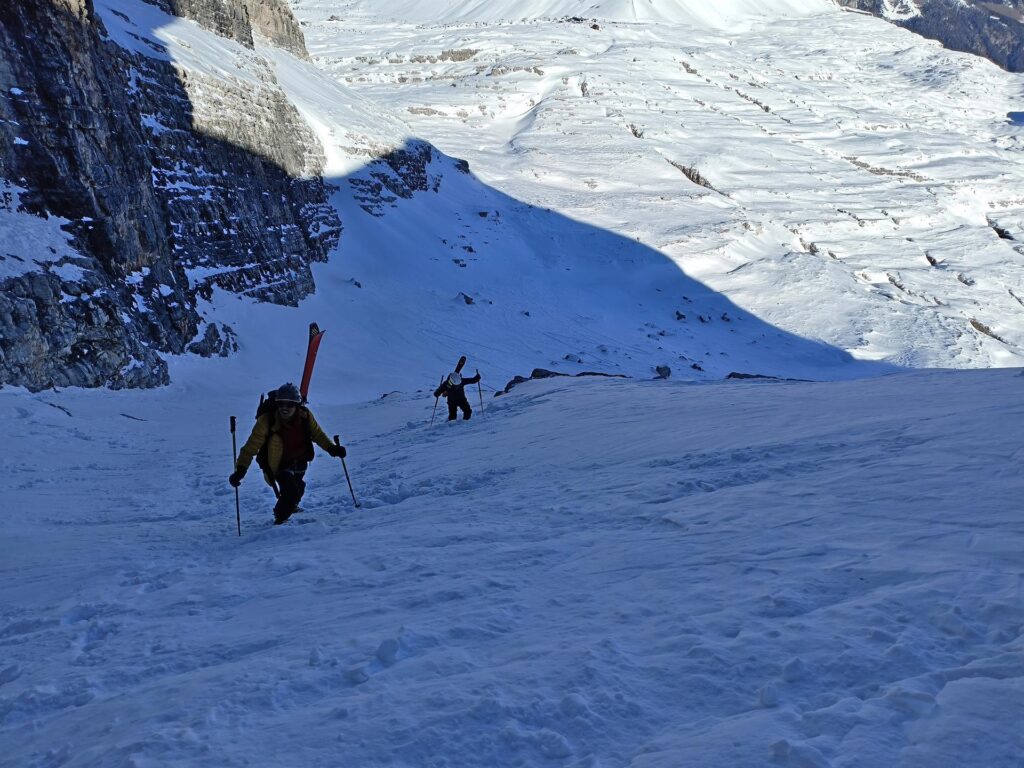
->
[2, 370, 1023, 766]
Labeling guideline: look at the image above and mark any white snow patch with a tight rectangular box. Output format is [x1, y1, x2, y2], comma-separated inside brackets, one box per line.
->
[0, 182, 86, 281]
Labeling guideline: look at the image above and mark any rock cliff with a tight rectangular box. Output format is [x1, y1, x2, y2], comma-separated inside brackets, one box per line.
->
[152, 0, 310, 59]
[0, 0, 340, 390]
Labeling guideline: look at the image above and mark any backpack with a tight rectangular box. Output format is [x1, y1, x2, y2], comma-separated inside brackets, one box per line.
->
[255, 389, 277, 420]
[254, 390, 277, 472]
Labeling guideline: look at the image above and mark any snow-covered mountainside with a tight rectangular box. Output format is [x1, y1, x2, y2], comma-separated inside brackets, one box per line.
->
[838, 0, 1024, 72]
[3, 0, 1022, 394]
[348, 0, 832, 26]
[221, 0, 1023, 398]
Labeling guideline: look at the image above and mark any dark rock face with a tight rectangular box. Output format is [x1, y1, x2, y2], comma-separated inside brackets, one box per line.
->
[498, 368, 628, 395]
[839, 0, 1024, 72]
[0, 0, 340, 391]
[1, 0, 182, 389]
[349, 140, 441, 217]
[149, 0, 309, 59]
[149, 0, 251, 48]
[241, 0, 310, 59]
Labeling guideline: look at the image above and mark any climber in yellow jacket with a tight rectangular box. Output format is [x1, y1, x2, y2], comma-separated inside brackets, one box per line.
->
[229, 382, 345, 524]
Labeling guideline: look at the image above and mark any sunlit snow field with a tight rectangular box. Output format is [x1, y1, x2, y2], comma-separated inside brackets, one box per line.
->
[292, 0, 1024, 373]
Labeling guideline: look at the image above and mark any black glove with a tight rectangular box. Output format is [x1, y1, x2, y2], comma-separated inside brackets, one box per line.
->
[330, 443, 347, 459]
[229, 467, 246, 487]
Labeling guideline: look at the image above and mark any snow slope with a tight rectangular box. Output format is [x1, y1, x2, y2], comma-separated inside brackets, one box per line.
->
[82, 0, 885, 401]
[2, 369, 1023, 766]
[344, 0, 835, 26]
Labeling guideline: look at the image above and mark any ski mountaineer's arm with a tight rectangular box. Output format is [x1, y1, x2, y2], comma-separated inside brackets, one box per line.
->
[463, 371, 481, 385]
[236, 415, 271, 471]
[307, 410, 345, 458]
[433, 382, 448, 398]
[229, 414, 270, 485]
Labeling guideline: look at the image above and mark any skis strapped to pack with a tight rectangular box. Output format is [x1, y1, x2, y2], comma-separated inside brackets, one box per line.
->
[300, 322, 325, 403]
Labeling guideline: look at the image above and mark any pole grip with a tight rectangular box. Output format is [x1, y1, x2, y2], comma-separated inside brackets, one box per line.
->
[230, 415, 236, 433]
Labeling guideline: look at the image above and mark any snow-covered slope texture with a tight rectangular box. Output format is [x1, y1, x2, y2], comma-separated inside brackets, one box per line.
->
[272, 0, 1024, 391]
[2, 368, 1022, 766]
[342, 0, 835, 26]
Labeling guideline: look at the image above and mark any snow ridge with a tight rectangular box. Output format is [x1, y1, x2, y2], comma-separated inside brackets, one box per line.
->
[359, 0, 836, 26]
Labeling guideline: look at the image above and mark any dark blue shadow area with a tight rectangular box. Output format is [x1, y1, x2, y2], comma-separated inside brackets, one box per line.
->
[1009, 112, 1024, 126]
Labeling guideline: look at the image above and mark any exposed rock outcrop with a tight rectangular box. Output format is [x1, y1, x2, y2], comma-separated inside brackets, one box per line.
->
[498, 368, 628, 395]
[149, 0, 310, 59]
[349, 140, 442, 216]
[241, 0, 310, 59]
[0, 0, 339, 391]
[149, 0, 251, 48]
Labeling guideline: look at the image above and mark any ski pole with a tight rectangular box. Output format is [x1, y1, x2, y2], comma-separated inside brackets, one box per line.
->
[334, 435, 361, 508]
[476, 370, 484, 417]
[230, 416, 241, 536]
[429, 374, 443, 426]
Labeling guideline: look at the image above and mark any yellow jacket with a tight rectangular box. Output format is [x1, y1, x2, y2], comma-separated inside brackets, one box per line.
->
[236, 407, 336, 486]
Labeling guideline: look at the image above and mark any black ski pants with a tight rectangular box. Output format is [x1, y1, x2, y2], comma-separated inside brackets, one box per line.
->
[274, 460, 308, 517]
[447, 394, 472, 421]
